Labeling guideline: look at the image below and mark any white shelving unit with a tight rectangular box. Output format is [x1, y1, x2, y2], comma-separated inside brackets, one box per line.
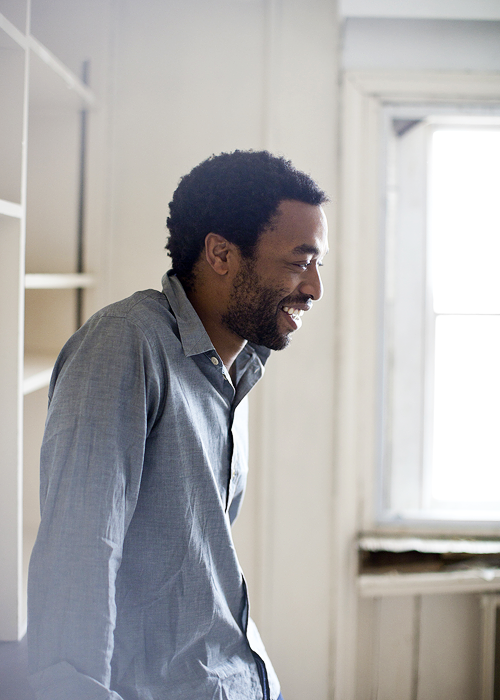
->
[0, 3, 99, 640]
[23, 274, 95, 395]
[25, 272, 95, 289]
[0, 199, 23, 218]
[23, 354, 56, 395]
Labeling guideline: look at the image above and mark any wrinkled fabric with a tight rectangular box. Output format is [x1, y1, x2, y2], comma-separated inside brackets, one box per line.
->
[28, 272, 280, 700]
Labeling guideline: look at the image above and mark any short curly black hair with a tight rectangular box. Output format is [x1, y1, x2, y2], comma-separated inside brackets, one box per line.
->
[166, 150, 328, 289]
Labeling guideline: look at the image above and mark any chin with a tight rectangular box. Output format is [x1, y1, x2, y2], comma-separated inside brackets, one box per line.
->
[261, 333, 291, 352]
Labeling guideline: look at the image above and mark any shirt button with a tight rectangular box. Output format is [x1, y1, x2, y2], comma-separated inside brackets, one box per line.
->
[210, 356, 219, 365]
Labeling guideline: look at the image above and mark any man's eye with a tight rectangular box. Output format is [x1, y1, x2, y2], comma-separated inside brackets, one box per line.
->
[292, 260, 324, 270]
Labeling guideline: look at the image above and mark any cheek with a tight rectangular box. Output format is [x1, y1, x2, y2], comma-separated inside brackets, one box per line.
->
[266, 270, 296, 290]
[278, 276, 300, 296]
[271, 281, 293, 300]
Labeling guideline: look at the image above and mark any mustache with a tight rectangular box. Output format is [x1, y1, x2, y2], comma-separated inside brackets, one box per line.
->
[280, 294, 313, 309]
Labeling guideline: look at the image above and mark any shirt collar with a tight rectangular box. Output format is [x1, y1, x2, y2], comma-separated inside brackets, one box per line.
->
[162, 272, 214, 357]
[161, 271, 271, 366]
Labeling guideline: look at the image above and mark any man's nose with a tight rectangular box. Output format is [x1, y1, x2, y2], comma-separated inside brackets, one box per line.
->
[299, 265, 323, 301]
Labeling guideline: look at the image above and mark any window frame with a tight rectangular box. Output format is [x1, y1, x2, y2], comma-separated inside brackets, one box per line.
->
[381, 111, 500, 522]
[338, 69, 500, 536]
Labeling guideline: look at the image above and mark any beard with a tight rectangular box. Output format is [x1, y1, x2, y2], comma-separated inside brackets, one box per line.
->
[221, 258, 296, 351]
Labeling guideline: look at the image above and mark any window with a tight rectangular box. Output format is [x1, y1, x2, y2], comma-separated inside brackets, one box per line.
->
[381, 108, 500, 522]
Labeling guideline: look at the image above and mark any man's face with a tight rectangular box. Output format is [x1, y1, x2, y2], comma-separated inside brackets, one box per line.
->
[221, 199, 328, 350]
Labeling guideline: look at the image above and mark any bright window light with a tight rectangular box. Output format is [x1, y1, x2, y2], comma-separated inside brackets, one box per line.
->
[381, 111, 500, 523]
[430, 129, 500, 315]
[428, 125, 500, 512]
[431, 315, 500, 504]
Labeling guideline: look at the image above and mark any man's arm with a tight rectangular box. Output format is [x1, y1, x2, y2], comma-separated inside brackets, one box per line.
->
[27, 315, 161, 700]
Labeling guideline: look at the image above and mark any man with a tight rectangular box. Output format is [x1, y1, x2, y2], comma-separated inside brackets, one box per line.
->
[28, 150, 329, 700]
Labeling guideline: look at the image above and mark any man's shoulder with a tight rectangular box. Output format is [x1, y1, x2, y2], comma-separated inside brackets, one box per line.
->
[79, 289, 179, 348]
[97, 289, 170, 323]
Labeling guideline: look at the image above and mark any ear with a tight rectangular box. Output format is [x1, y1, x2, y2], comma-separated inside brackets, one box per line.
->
[204, 233, 237, 276]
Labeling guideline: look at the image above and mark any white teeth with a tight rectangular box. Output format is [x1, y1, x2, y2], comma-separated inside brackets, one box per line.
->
[282, 306, 304, 319]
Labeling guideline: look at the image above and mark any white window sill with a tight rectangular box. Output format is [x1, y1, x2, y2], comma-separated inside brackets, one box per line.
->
[358, 534, 500, 597]
[359, 568, 500, 597]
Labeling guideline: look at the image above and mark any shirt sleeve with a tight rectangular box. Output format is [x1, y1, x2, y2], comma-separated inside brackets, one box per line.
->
[27, 315, 162, 700]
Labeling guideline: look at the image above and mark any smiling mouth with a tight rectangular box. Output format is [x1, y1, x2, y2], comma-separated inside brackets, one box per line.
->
[282, 306, 304, 322]
[280, 305, 306, 331]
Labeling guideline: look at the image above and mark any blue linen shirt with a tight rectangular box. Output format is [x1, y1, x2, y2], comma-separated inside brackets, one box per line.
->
[27, 272, 280, 700]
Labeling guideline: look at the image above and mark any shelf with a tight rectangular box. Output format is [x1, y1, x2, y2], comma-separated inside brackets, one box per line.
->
[1, 0, 101, 642]
[0, 12, 28, 50]
[0, 12, 96, 108]
[22, 525, 39, 637]
[25, 273, 95, 289]
[358, 568, 500, 598]
[23, 353, 56, 395]
[0, 200, 22, 218]
[29, 35, 96, 108]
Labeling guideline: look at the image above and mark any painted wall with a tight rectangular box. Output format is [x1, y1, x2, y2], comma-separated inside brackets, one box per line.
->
[103, 0, 338, 305]
[17, 0, 500, 696]
[340, 0, 500, 21]
[342, 17, 500, 71]
[101, 2, 340, 699]
[19, 0, 339, 695]
[338, 12, 500, 700]
[23, 2, 500, 698]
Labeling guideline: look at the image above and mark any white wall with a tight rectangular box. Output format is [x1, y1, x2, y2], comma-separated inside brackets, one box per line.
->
[20, 1, 339, 692]
[105, 0, 265, 302]
[340, 0, 500, 21]
[102, 6, 500, 699]
[337, 11, 500, 700]
[342, 17, 500, 71]
[101, 3, 340, 700]
[103, 0, 339, 303]
[19, 2, 500, 697]
[25, 2, 500, 697]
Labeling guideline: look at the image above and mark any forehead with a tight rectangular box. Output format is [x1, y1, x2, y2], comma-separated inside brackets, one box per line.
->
[256, 199, 328, 258]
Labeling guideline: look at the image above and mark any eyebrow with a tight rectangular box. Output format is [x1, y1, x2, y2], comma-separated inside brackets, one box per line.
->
[291, 243, 328, 257]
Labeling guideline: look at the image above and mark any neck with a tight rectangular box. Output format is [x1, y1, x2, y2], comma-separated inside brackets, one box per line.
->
[184, 284, 247, 371]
